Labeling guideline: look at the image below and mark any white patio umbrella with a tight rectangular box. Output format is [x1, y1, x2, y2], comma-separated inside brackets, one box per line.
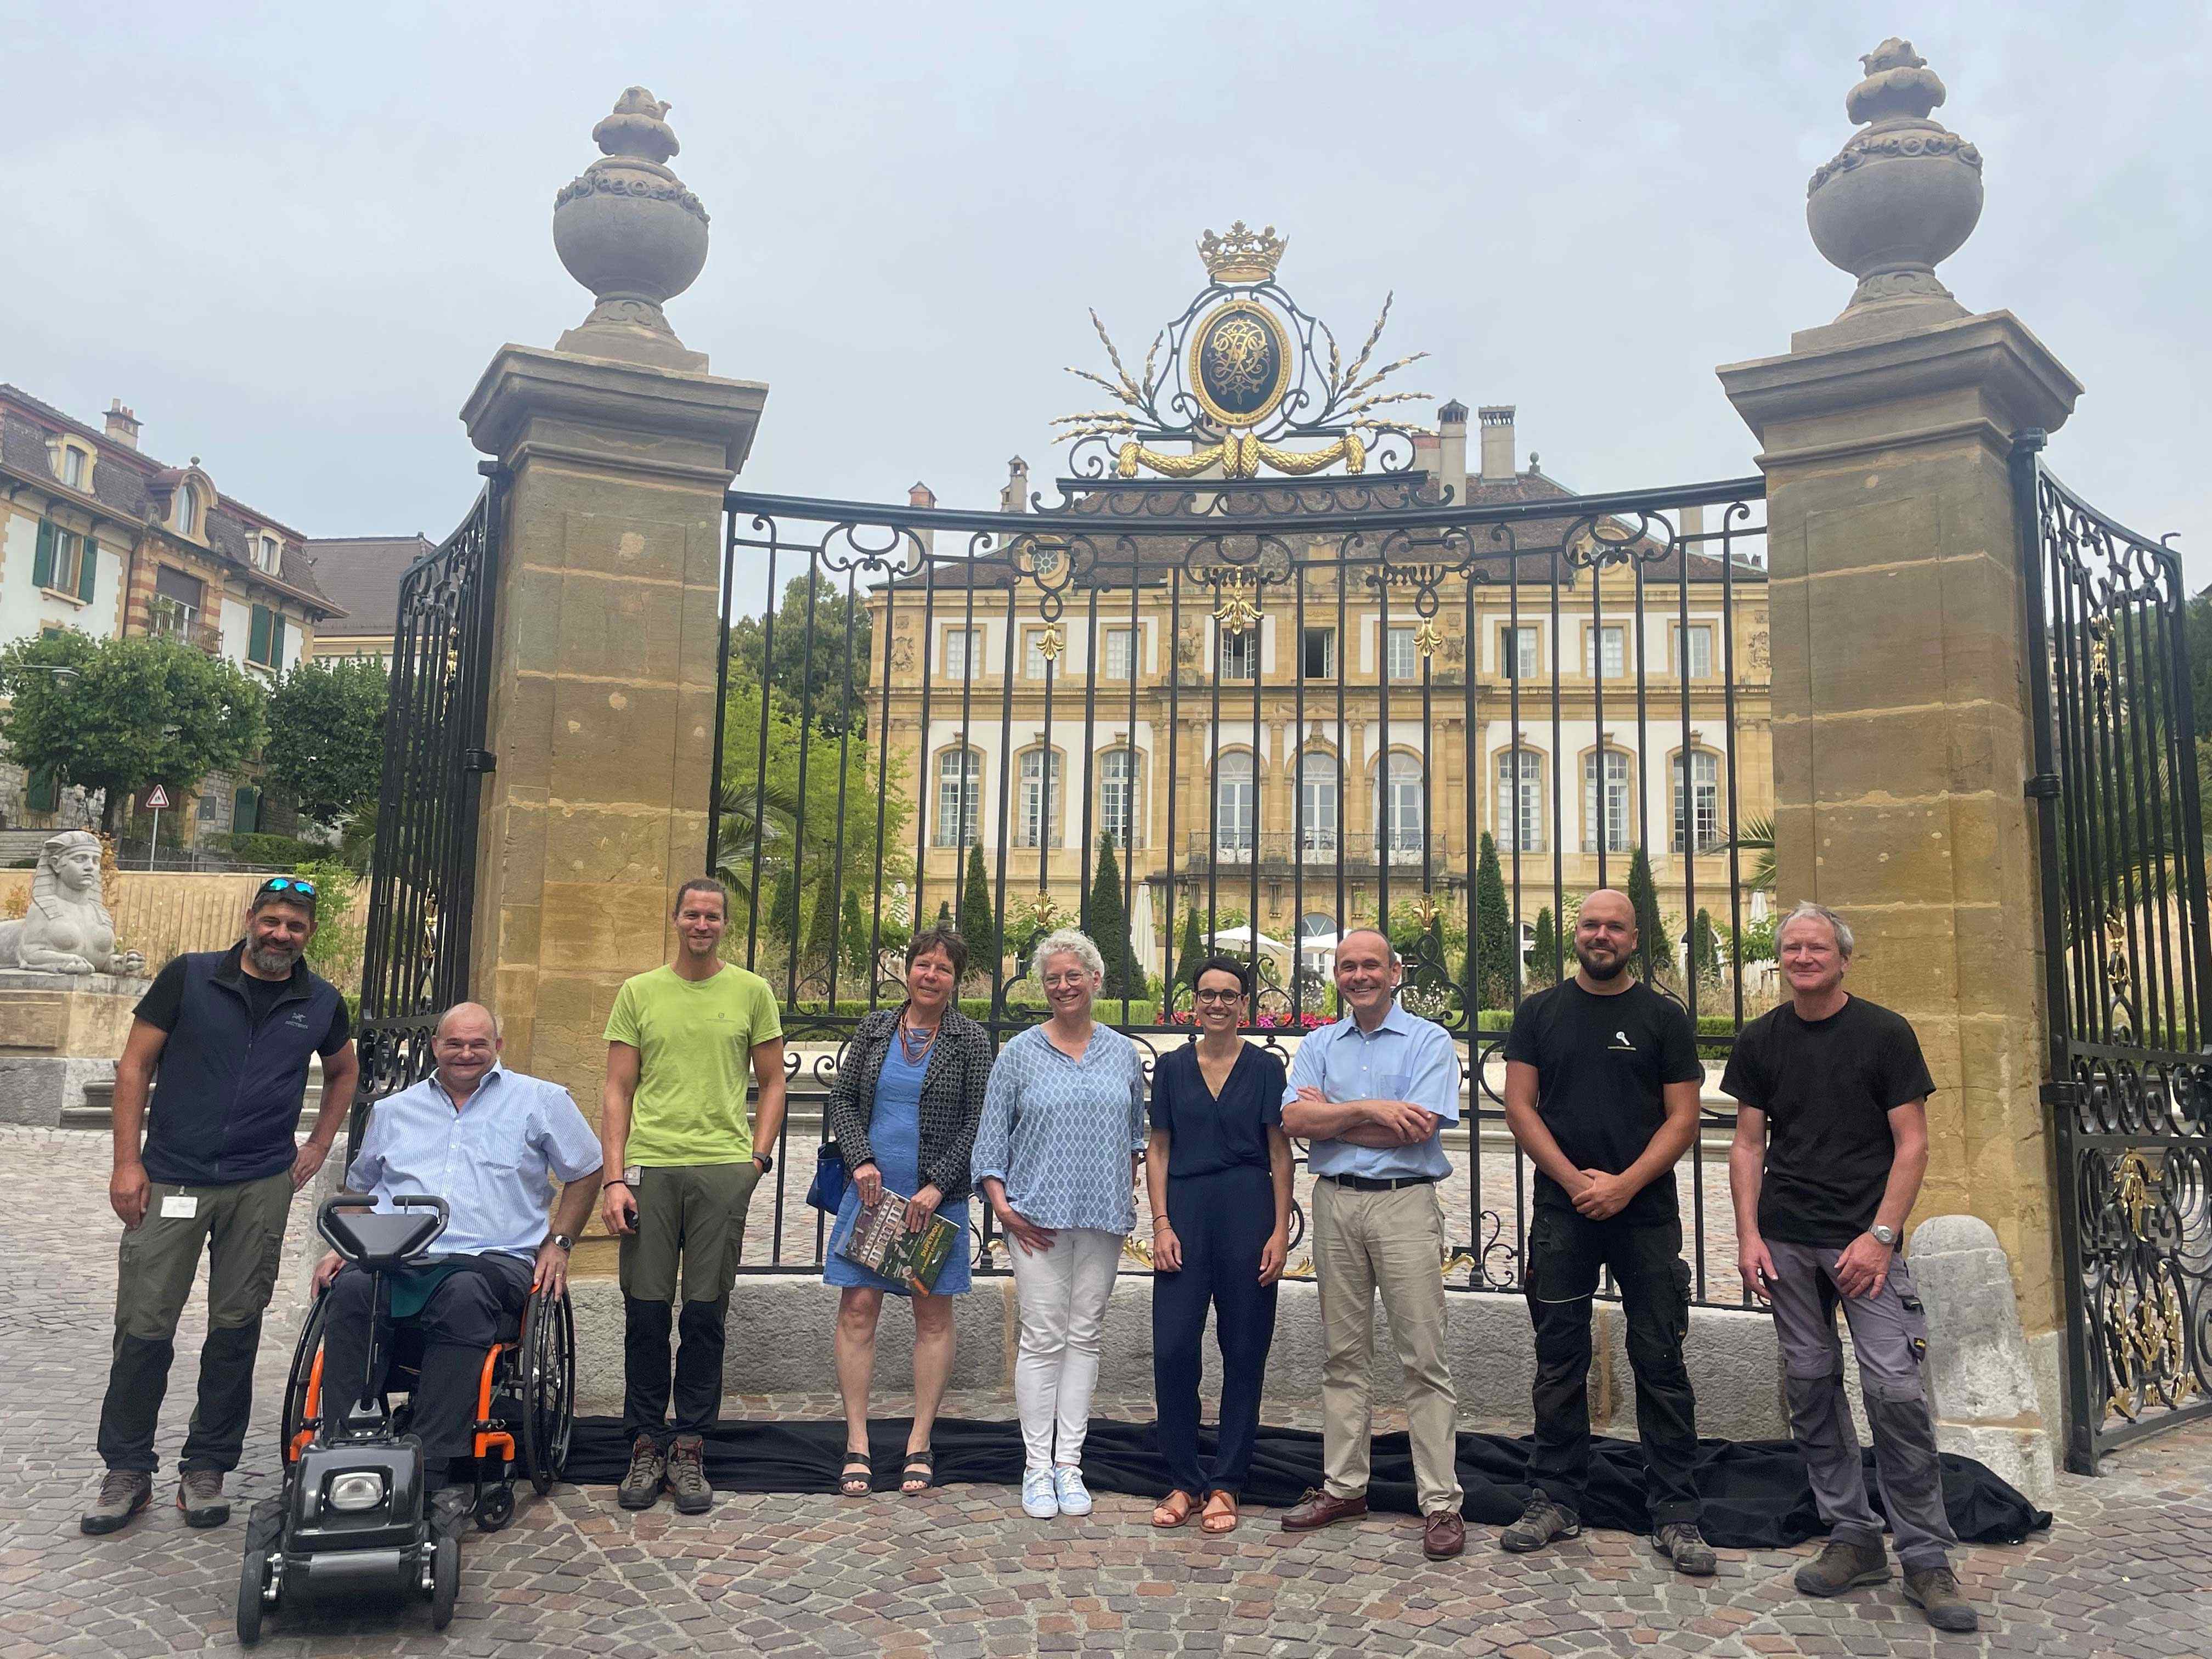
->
[1206, 924, 1289, 956]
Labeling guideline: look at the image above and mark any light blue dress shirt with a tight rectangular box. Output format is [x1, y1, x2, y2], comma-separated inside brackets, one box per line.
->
[346, 1066, 603, 1259]
[971, 1023, 1148, 1233]
[1284, 1000, 1462, 1181]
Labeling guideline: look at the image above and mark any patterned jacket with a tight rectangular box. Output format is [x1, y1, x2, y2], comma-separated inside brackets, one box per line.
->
[823, 1006, 991, 1203]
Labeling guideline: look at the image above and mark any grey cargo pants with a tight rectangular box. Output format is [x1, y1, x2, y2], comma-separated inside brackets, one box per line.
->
[1765, 1238, 1956, 1572]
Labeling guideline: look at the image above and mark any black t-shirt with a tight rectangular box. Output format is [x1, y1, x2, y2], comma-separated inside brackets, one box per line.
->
[1503, 979, 1703, 1225]
[137, 952, 352, 1053]
[1149, 1041, 1286, 1180]
[1720, 995, 1935, 1249]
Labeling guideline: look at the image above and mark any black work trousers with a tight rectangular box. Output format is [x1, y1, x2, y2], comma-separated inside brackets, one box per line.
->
[319, 1254, 532, 1472]
[1151, 1165, 1280, 1498]
[1523, 1204, 1701, 1526]
[623, 1296, 729, 1445]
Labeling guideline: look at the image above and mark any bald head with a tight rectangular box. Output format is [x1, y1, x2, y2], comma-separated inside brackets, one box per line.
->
[436, 1002, 503, 1041]
[1336, 927, 1396, 963]
[431, 1002, 504, 1097]
[1572, 888, 1637, 984]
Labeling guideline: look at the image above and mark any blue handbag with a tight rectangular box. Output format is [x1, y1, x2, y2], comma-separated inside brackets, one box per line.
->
[806, 1140, 849, 1216]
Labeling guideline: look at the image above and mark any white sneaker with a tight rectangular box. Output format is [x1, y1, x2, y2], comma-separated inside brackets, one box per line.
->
[1021, 1468, 1059, 1519]
[1053, 1464, 1092, 1517]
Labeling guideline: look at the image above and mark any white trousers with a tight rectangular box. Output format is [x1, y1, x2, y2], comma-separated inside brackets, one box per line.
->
[1008, 1227, 1122, 1471]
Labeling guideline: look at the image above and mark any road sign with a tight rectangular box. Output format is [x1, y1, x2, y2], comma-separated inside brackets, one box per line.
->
[143, 785, 170, 810]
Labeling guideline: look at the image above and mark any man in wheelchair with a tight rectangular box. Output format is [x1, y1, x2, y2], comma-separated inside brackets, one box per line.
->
[312, 1002, 602, 1495]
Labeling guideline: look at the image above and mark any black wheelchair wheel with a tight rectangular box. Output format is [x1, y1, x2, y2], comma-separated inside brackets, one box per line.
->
[518, 1286, 574, 1496]
[279, 1290, 330, 1463]
[429, 1534, 459, 1630]
[235, 1544, 268, 1647]
[474, 1482, 514, 1532]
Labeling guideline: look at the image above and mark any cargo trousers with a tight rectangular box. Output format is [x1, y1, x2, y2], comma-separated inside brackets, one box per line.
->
[1765, 1238, 1956, 1572]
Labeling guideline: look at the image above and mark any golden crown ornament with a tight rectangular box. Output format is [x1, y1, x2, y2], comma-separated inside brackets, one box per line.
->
[1197, 222, 1287, 285]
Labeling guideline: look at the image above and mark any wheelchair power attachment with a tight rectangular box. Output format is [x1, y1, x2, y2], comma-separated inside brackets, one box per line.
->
[238, 1193, 575, 1645]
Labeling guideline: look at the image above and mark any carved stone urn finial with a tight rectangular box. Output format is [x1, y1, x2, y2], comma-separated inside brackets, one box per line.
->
[552, 87, 711, 370]
[1805, 40, 1983, 332]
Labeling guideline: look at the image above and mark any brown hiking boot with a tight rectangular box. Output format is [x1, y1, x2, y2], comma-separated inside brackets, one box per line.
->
[177, 1469, 230, 1528]
[80, 1469, 151, 1535]
[1499, 1494, 1580, 1553]
[1653, 1520, 1716, 1577]
[1795, 1534, 1891, 1596]
[1904, 1566, 1979, 1632]
[665, 1434, 713, 1515]
[617, 1434, 665, 1510]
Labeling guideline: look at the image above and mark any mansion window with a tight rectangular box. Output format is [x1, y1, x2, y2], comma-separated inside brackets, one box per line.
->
[1215, 752, 1255, 859]
[1502, 625, 1539, 680]
[247, 603, 287, 669]
[256, 535, 283, 575]
[173, 482, 200, 537]
[943, 627, 984, 680]
[1379, 753, 1423, 862]
[1103, 627, 1135, 680]
[1674, 750, 1721, 853]
[1299, 752, 1339, 853]
[1585, 624, 1626, 680]
[933, 750, 980, 847]
[1301, 627, 1335, 681]
[1220, 629, 1257, 680]
[1677, 624, 1714, 680]
[1583, 749, 1632, 854]
[1024, 629, 1052, 680]
[1386, 625, 1418, 682]
[60, 447, 88, 489]
[1099, 748, 1138, 849]
[150, 566, 204, 638]
[33, 522, 94, 603]
[1015, 749, 1060, 848]
[1496, 749, 1544, 853]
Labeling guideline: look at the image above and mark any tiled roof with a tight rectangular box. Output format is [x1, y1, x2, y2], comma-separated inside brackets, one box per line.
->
[0, 383, 340, 613]
[303, 535, 435, 640]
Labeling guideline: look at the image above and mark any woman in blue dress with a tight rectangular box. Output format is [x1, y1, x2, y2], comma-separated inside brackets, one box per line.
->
[822, 926, 991, 1496]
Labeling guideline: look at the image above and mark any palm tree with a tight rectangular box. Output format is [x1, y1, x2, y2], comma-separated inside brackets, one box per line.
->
[1731, 814, 1776, 893]
[713, 777, 804, 918]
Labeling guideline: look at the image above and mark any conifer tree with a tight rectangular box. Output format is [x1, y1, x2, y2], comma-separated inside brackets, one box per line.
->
[958, 842, 998, 980]
[1172, 905, 1205, 990]
[1530, 906, 1559, 984]
[1084, 834, 1141, 1000]
[1625, 844, 1671, 983]
[1690, 906, 1722, 990]
[1470, 832, 1517, 1013]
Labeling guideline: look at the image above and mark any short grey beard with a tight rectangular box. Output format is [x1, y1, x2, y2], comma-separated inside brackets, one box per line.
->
[247, 940, 301, 975]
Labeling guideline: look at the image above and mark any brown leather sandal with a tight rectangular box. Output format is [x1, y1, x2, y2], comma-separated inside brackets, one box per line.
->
[1200, 1490, 1239, 1534]
[1152, 1489, 1198, 1528]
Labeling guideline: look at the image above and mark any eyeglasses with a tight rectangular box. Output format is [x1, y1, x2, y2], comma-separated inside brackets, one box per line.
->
[1194, 989, 1246, 1005]
[258, 876, 317, 898]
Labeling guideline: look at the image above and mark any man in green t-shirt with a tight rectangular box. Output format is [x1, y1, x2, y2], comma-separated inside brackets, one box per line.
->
[601, 876, 787, 1513]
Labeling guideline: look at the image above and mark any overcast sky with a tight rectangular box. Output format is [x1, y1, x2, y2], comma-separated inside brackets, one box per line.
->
[6, 1, 2207, 599]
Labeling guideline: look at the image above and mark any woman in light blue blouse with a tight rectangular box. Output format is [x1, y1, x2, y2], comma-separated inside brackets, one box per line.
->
[972, 928, 1147, 1521]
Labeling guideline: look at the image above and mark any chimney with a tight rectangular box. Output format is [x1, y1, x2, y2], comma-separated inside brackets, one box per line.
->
[907, 481, 936, 564]
[1436, 400, 1469, 500]
[104, 399, 140, 450]
[1477, 405, 1515, 483]
[999, 456, 1030, 514]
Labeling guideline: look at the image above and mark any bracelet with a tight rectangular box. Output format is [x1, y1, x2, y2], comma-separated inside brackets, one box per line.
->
[1155, 1220, 1175, 1233]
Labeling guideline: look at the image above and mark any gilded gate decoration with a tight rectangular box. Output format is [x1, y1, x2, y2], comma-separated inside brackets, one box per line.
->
[2018, 434, 2212, 1472]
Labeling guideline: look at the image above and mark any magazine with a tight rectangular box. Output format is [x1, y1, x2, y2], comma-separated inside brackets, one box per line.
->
[836, 1188, 961, 1294]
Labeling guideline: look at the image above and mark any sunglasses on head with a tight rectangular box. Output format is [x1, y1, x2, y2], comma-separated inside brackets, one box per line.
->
[258, 877, 317, 899]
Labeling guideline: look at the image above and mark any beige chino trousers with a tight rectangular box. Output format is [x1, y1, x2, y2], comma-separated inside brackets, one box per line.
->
[1313, 1177, 1464, 1515]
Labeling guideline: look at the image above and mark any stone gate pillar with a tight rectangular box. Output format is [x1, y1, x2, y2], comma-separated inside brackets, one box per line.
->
[1718, 43, 2081, 1415]
[459, 88, 764, 1116]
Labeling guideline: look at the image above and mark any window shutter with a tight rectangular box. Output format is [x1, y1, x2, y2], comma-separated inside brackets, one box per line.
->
[33, 522, 54, 590]
[249, 605, 271, 664]
[270, 612, 286, 667]
[27, 769, 56, 814]
[234, 787, 259, 834]
[77, 538, 97, 603]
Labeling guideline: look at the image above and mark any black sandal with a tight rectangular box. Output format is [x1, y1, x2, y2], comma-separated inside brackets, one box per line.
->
[839, 1451, 872, 1497]
[900, 1448, 935, 1494]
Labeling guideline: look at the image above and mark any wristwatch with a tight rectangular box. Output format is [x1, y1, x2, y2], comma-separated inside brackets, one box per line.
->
[754, 1153, 774, 1175]
[1870, 1224, 1898, 1248]
[549, 1233, 574, 1251]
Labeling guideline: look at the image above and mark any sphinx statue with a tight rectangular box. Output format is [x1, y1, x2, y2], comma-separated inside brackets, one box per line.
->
[0, 832, 145, 976]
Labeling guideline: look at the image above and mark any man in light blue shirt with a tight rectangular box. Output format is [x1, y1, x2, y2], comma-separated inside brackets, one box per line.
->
[1280, 929, 1466, 1560]
[311, 1003, 602, 1489]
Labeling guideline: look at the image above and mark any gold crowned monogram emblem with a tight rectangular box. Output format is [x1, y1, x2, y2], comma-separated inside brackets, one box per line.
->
[1198, 221, 1286, 284]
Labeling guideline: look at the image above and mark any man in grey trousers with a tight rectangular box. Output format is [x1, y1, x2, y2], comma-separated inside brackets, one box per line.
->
[1723, 901, 1978, 1634]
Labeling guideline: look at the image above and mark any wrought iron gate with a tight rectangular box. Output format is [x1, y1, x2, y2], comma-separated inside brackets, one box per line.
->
[712, 466, 1773, 1294]
[351, 464, 504, 1154]
[2019, 433, 2212, 1471]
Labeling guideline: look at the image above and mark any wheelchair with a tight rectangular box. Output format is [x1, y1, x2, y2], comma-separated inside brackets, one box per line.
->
[236, 1193, 575, 1646]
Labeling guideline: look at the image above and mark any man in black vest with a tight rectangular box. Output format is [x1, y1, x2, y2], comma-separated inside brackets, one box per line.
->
[81, 876, 358, 1536]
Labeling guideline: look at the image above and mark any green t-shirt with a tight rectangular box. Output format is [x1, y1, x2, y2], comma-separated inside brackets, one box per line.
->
[604, 964, 783, 1166]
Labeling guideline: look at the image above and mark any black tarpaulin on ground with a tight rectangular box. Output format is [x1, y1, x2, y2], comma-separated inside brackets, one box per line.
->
[563, 1416, 2051, 1549]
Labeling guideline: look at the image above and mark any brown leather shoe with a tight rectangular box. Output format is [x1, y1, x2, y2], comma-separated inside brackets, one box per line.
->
[1281, 1486, 1368, 1532]
[1422, 1509, 1466, 1560]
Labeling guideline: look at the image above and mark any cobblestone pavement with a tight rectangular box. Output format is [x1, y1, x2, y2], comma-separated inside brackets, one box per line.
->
[4, 1125, 2209, 1658]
